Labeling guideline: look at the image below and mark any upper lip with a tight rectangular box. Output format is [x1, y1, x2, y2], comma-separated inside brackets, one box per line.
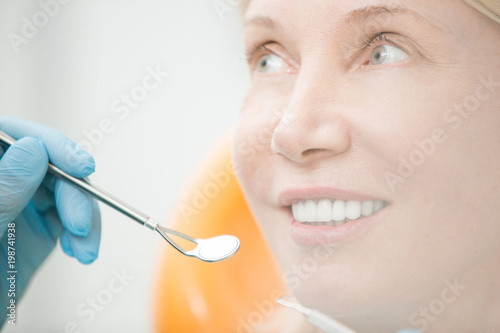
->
[278, 187, 386, 206]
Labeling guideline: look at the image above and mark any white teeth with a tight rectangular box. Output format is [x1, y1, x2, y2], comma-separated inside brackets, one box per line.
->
[304, 200, 316, 222]
[292, 202, 298, 219]
[293, 201, 305, 222]
[361, 200, 374, 216]
[317, 199, 333, 222]
[292, 199, 387, 225]
[373, 200, 385, 213]
[345, 200, 361, 220]
[332, 200, 345, 222]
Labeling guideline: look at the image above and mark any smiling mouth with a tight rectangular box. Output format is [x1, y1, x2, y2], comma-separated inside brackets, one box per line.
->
[291, 199, 389, 226]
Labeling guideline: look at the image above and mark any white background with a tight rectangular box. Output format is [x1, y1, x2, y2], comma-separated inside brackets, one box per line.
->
[0, 1, 248, 332]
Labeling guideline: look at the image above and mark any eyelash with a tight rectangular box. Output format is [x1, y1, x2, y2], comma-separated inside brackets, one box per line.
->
[245, 32, 401, 69]
[364, 32, 397, 48]
[245, 41, 275, 64]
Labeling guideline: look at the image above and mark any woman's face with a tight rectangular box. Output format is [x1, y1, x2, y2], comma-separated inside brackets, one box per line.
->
[233, 0, 500, 330]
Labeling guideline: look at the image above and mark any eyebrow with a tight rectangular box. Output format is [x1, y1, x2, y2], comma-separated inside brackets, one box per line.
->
[345, 5, 443, 31]
[244, 5, 444, 32]
[244, 15, 283, 30]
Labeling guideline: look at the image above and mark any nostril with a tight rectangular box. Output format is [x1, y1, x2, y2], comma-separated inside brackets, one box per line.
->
[302, 148, 326, 157]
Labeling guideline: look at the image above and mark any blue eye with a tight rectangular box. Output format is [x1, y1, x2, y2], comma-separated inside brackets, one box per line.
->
[256, 54, 287, 73]
[369, 45, 409, 65]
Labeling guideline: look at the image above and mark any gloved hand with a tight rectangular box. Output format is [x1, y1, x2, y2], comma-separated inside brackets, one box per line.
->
[396, 329, 422, 333]
[0, 116, 101, 321]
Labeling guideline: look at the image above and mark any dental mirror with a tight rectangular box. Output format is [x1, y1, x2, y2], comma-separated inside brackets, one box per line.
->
[156, 228, 240, 263]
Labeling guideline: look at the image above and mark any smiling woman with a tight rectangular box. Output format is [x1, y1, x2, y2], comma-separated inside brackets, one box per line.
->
[233, 0, 500, 332]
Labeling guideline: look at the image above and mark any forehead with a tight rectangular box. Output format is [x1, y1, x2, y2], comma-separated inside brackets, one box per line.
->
[244, 0, 472, 34]
[243, 0, 493, 51]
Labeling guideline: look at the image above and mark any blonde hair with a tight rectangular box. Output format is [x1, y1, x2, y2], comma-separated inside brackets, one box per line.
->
[463, 0, 500, 23]
[240, 0, 500, 24]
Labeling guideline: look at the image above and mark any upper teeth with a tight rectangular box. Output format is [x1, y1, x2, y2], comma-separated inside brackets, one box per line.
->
[292, 199, 387, 225]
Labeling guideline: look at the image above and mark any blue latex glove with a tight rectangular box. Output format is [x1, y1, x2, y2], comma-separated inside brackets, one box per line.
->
[0, 116, 101, 321]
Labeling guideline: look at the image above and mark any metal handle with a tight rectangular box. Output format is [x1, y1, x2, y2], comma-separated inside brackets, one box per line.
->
[0, 130, 158, 230]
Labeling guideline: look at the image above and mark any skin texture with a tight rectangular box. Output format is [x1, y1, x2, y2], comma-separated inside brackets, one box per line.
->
[232, 0, 500, 332]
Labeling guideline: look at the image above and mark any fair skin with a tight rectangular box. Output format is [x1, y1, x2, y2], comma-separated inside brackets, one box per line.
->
[232, 0, 500, 332]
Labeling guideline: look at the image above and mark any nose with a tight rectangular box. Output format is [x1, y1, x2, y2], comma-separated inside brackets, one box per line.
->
[271, 84, 351, 165]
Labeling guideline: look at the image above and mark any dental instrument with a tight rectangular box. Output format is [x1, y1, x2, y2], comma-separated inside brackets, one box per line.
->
[0, 130, 240, 263]
[276, 297, 357, 333]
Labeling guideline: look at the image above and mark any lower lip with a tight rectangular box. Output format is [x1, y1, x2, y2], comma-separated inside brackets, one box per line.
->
[288, 207, 389, 246]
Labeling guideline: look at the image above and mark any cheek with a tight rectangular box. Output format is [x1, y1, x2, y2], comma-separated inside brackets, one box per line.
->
[351, 67, 500, 195]
[369, 69, 500, 273]
[232, 102, 280, 201]
[419, 83, 500, 241]
[231, 79, 294, 187]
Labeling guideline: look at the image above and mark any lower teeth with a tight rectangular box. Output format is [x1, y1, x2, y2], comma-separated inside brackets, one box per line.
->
[303, 219, 354, 226]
